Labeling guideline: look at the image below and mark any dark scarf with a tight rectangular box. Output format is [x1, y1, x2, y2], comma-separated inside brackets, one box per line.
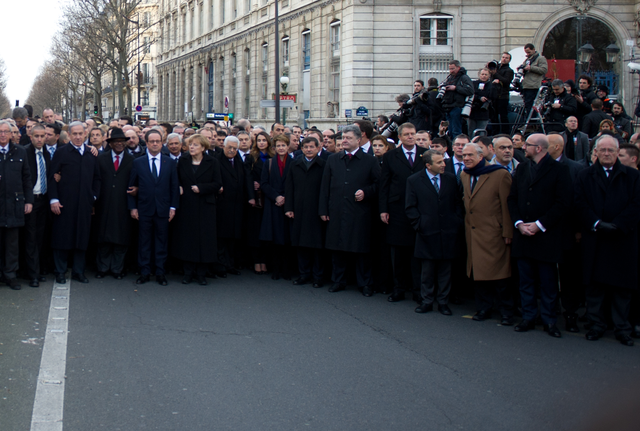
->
[463, 158, 506, 176]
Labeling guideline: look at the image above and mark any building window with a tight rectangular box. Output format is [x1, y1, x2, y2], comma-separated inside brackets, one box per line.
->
[233, 0, 238, 18]
[189, 8, 195, 40]
[330, 21, 340, 57]
[418, 15, 453, 84]
[419, 15, 452, 47]
[262, 42, 268, 73]
[219, 57, 225, 110]
[182, 13, 186, 44]
[244, 49, 250, 117]
[173, 17, 178, 47]
[208, 61, 214, 112]
[330, 62, 339, 102]
[245, 0, 250, 13]
[141, 90, 149, 106]
[167, 20, 172, 48]
[302, 30, 310, 70]
[143, 37, 150, 54]
[198, 3, 203, 36]
[142, 63, 150, 83]
[210, 0, 215, 29]
[143, 12, 150, 26]
[221, 0, 226, 24]
[281, 36, 289, 67]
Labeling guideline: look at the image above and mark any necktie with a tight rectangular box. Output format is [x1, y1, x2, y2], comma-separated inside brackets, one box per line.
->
[407, 151, 414, 167]
[230, 158, 234, 167]
[605, 168, 611, 177]
[347, 153, 352, 160]
[0, 148, 6, 160]
[114, 154, 120, 172]
[49, 146, 55, 158]
[151, 157, 158, 178]
[455, 163, 462, 184]
[432, 176, 439, 193]
[471, 175, 477, 192]
[38, 151, 47, 194]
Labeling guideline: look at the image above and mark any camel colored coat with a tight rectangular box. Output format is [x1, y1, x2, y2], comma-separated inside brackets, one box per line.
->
[461, 168, 513, 281]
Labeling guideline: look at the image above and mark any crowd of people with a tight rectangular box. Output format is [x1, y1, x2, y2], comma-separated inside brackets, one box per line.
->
[2, 46, 639, 348]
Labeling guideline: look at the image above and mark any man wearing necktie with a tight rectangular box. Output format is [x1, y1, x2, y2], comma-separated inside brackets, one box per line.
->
[48, 122, 100, 284]
[490, 137, 519, 175]
[574, 135, 640, 346]
[379, 123, 426, 302]
[0, 121, 33, 290]
[406, 150, 464, 315]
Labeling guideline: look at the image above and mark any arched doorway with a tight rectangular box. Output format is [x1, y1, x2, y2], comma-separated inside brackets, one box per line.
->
[542, 16, 620, 95]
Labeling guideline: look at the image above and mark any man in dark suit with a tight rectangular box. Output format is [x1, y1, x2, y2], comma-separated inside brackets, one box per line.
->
[293, 130, 331, 160]
[95, 128, 135, 279]
[581, 99, 612, 139]
[0, 120, 33, 290]
[44, 123, 65, 159]
[574, 135, 640, 346]
[22, 124, 50, 287]
[354, 120, 375, 155]
[285, 137, 327, 287]
[508, 133, 572, 338]
[560, 116, 590, 162]
[319, 125, 381, 296]
[444, 134, 468, 183]
[48, 122, 101, 284]
[406, 149, 464, 315]
[128, 129, 180, 286]
[380, 123, 425, 302]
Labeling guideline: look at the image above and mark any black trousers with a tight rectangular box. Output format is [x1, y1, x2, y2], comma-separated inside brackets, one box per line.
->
[390, 245, 419, 294]
[496, 98, 510, 134]
[420, 259, 452, 305]
[217, 237, 238, 271]
[473, 276, 513, 316]
[559, 246, 584, 318]
[297, 247, 323, 281]
[331, 251, 371, 287]
[96, 243, 128, 274]
[586, 283, 633, 336]
[138, 214, 169, 276]
[23, 196, 48, 278]
[0, 227, 20, 279]
[53, 249, 85, 276]
[522, 88, 538, 122]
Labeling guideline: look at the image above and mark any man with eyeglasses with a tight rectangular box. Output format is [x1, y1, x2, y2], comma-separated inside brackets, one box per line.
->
[125, 129, 146, 158]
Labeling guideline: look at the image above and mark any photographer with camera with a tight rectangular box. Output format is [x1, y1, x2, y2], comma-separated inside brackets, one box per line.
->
[574, 75, 597, 124]
[544, 79, 577, 133]
[519, 44, 548, 119]
[491, 53, 514, 134]
[468, 68, 497, 134]
[380, 94, 412, 142]
[612, 101, 633, 141]
[438, 60, 474, 140]
[405, 80, 433, 135]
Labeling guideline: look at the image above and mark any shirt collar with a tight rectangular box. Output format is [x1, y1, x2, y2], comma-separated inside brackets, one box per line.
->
[426, 169, 439, 181]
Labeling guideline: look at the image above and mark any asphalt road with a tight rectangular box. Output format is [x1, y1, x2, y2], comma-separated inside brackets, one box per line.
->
[2, 271, 639, 431]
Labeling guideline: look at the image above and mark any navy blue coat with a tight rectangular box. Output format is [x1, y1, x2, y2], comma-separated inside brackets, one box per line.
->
[127, 154, 179, 217]
[259, 155, 291, 245]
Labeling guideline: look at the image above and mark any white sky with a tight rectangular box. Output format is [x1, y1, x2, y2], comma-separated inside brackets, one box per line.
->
[3, 0, 67, 107]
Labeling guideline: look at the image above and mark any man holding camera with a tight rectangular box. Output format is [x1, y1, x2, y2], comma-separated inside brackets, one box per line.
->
[544, 79, 577, 133]
[491, 53, 515, 134]
[439, 60, 473, 140]
[520, 44, 548, 119]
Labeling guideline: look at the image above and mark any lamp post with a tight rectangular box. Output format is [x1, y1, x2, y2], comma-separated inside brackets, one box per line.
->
[280, 75, 289, 125]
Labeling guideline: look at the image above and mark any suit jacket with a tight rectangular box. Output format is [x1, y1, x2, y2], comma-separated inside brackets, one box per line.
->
[507, 154, 572, 263]
[0, 143, 33, 229]
[560, 130, 590, 161]
[215, 151, 254, 239]
[379, 145, 426, 247]
[95, 150, 134, 245]
[405, 170, 464, 260]
[581, 110, 612, 138]
[128, 154, 179, 217]
[574, 160, 640, 288]
[26, 144, 51, 196]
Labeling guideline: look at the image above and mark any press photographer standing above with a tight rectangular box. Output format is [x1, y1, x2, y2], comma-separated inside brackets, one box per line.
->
[491, 53, 514, 134]
[520, 43, 548, 119]
[439, 60, 474, 140]
[468, 68, 497, 134]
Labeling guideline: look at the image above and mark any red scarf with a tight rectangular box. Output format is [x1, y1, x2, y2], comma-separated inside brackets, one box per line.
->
[277, 155, 286, 176]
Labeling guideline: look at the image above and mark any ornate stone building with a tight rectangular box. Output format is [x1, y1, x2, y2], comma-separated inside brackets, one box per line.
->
[155, 0, 640, 128]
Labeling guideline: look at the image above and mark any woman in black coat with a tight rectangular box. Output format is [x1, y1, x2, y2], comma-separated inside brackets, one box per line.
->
[247, 131, 274, 274]
[467, 68, 497, 133]
[259, 134, 293, 280]
[171, 135, 222, 285]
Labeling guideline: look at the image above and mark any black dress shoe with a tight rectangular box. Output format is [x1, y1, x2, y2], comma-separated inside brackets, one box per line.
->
[9, 278, 21, 290]
[438, 304, 452, 316]
[472, 310, 491, 321]
[387, 292, 405, 302]
[38, 275, 46, 282]
[616, 334, 635, 346]
[197, 276, 208, 286]
[293, 277, 311, 286]
[72, 273, 89, 283]
[95, 271, 106, 279]
[544, 324, 562, 338]
[227, 268, 241, 275]
[182, 275, 192, 284]
[565, 316, 580, 333]
[514, 320, 536, 332]
[216, 271, 228, 278]
[156, 275, 168, 286]
[55, 275, 66, 284]
[113, 273, 125, 280]
[585, 329, 603, 341]
[136, 274, 150, 284]
[312, 280, 323, 288]
[29, 279, 39, 288]
[415, 303, 433, 314]
[328, 283, 345, 293]
[362, 286, 374, 297]
[500, 315, 514, 326]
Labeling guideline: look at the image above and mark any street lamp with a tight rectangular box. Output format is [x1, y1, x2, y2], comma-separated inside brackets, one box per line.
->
[606, 42, 620, 63]
[579, 43, 595, 65]
[280, 75, 289, 125]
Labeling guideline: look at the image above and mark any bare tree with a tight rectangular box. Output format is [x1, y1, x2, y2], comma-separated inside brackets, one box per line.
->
[0, 59, 11, 118]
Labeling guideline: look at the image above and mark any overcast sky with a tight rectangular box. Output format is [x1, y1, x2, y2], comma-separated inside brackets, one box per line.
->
[4, 0, 66, 108]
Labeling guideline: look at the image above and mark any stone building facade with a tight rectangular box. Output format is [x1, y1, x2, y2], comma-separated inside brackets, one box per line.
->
[155, 0, 640, 129]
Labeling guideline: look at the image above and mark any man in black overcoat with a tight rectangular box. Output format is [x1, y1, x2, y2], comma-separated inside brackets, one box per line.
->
[22, 124, 50, 287]
[0, 120, 33, 290]
[319, 125, 380, 296]
[285, 136, 326, 287]
[574, 135, 640, 346]
[48, 122, 100, 284]
[405, 150, 463, 315]
[94, 128, 134, 279]
[379, 123, 425, 302]
[215, 136, 255, 275]
[508, 133, 571, 337]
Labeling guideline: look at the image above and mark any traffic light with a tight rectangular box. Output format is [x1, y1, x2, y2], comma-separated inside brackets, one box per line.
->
[94, 105, 98, 115]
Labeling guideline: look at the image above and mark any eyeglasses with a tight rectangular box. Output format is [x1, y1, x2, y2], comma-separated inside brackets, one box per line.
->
[0, 131, 11, 134]
[523, 142, 539, 147]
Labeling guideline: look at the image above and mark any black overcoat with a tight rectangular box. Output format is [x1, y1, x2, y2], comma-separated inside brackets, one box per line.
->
[405, 170, 463, 260]
[259, 155, 291, 245]
[379, 146, 426, 247]
[95, 150, 133, 245]
[246, 155, 266, 248]
[507, 155, 571, 263]
[574, 160, 640, 289]
[284, 156, 326, 249]
[171, 154, 222, 263]
[0, 143, 33, 228]
[319, 149, 380, 253]
[48, 144, 100, 250]
[215, 152, 254, 240]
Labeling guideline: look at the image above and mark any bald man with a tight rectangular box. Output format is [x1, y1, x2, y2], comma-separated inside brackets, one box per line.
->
[508, 133, 572, 338]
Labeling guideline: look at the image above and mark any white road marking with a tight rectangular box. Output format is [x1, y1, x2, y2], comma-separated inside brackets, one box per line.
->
[30, 278, 71, 431]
